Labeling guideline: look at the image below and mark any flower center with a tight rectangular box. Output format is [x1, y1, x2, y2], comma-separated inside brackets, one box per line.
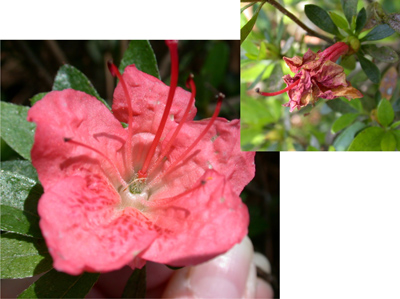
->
[118, 187, 149, 211]
[65, 40, 225, 210]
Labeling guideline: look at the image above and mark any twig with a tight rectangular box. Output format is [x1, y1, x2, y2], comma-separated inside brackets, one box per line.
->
[241, 0, 334, 44]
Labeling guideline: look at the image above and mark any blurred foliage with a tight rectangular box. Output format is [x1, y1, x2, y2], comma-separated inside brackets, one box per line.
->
[241, 0, 400, 151]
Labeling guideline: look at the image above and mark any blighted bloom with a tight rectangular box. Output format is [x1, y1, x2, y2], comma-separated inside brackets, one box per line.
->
[28, 41, 255, 275]
[256, 42, 363, 112]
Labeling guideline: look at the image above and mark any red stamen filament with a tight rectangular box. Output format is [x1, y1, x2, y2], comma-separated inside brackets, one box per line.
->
[159, 93, 224, 179]
[138, 40, 179, 179]
[147, 74, 197, 176]
[64, 138, 127, 188]
[107, 62, 134, 168]
[255, 79, 300, 96]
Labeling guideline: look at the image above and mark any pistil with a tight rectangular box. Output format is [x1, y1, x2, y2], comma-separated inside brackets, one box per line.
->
[147, 74, 197, 176]
[138, 40, 179, 179]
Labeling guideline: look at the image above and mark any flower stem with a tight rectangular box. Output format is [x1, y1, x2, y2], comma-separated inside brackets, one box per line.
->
[240, 0, 334, 44]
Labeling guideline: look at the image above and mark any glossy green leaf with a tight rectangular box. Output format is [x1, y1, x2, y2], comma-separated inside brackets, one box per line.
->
[121, 266, 146, 298]
[0, 160, 38, 182]
[305, 5, 340, 35]
[377, 99, 394, 127]
[29, 92, 48, 106]
[331, 113, 359, 133]
[362, 44, 399, 63]
[360, 24, 395, 41]
[348, 127, 385, 151]
[333, 121, 366, 151]
[380, 131, 397, 151]
[18, 269, 99, 298]
[355, 8, 367, 34]
[0, 102, 35, 160]
[1, 233, 52, 279]
[341, 0, 358, 25]
[0, 170, 43, 238]
[329, 12, 349, 29]
[119, 40, 160, 79]
[326, 98, 358, 114]
[241, 2, 266, 45]
[357, 54, 380, 84]
[52, 64, 111, 110]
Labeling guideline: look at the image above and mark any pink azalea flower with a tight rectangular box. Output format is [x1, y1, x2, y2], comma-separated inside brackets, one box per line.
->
[256, 42, 363, 112]
[28, 41, 255, 275]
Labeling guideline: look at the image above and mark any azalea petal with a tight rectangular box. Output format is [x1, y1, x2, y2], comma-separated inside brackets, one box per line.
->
[139, 169, 249, 266]
[283, 49, 318, 73]
[112, 65, 197, 127]
[28, 89, 129, 188]
[147, 119, 255, 198]
[39, 175, 159, 275]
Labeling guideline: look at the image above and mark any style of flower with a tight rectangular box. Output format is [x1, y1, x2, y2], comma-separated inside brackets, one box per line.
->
[256, 42, 363, 112]
[28, 41, 255, 275]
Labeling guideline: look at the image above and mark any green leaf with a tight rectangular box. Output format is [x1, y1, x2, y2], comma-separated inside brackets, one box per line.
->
[377, 99, 394, 127]
[241, 2, 266, 45]
[329, 12, 349, 30]
[0, 170, 43, 238]
[341, 54, 356, 70]
[380, 131, 397, 151]
[355, 8, 367, 34]
[0, 102, 35, 160]
[201, 42, 229, 88]
[305, 5, 340, 35]
[356, 53, 380, 84]
[29, 92, 48, 106]
[333, 121, 367, 151]
[1, 233, 52, 279]
[331, 113, 359, 133]
[18, 269, 99, 298]
[52, 64, 111, 110]
[360, 24, 395, 41]
[348, 126, 385, 150]
[119, 40, 160, 79]
[391, 120, 400, 129]
[306, 146, 318, 151]
[326, 98, 358, 114]
[121, 266, 146, 298]
[341, 0, 358, 25]
[0, 160, 38, 182]
[241, 2, 255, 14]
[362, 44, 399, 63]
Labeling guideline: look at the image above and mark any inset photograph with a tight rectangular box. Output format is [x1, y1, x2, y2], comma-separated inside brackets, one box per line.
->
[241, 0, 400, 151]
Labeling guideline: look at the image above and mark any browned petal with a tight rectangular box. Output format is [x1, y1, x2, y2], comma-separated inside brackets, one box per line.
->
[329, 85, 364, 99]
